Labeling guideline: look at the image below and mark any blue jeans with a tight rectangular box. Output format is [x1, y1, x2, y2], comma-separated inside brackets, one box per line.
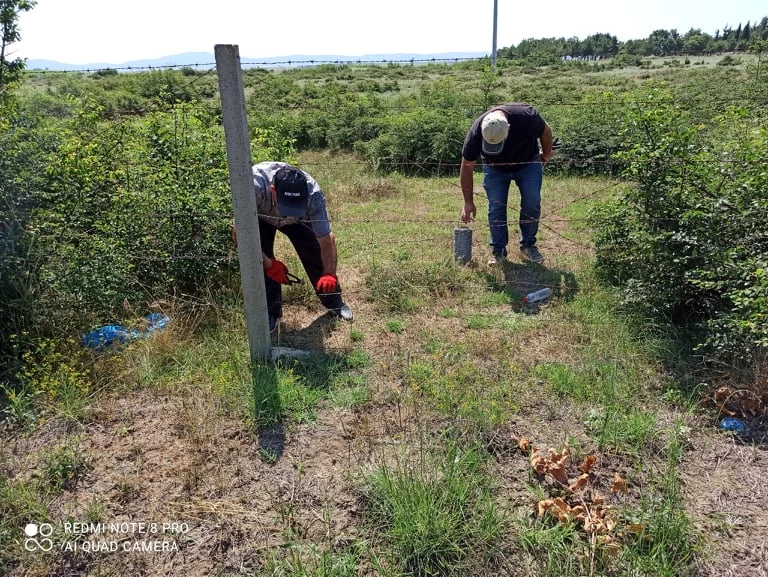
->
[482, 161, 543, 255]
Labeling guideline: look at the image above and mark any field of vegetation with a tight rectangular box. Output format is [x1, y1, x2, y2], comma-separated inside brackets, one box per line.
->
[1, 27, 768, 577]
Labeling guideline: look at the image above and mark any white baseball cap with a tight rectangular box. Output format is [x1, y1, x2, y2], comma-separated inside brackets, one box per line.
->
[481, 110, 509, 155]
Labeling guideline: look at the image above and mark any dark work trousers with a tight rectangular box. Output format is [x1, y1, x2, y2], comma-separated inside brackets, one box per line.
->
[259, 220, 343, 318]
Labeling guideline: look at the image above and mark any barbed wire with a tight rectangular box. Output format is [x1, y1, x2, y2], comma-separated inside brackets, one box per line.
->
[82, 96, 768, 122]
[19, 54, 768, 120]
[49, 153, 768, 194]
[20, 48, 767, 75]
[21, 56, 483, 75]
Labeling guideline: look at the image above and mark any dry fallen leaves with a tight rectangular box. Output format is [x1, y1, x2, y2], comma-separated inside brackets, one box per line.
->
[741, 396, 762, 416]
[626, 523, 646, 535]
[702, 385, 764, 419]
[530, 446, 570, 485]
[568, 473, 590, 493]
[536, 494, 617, 535]
[714, 386, 732, 404]
[526, 441, 631, 542]
[580, 454, 597, 473]
[530, 451, 547, 475]
[547, 447, 570, 485]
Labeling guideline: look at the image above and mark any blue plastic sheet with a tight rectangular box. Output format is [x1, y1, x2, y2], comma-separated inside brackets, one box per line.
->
[144, 312, 170, 333]
[718, 416, 746, 433]
[82, 313, 171, 351]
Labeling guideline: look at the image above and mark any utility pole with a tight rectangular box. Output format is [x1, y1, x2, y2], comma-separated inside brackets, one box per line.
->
[492, 0, 498, 73]
[215, 44, 272, 363]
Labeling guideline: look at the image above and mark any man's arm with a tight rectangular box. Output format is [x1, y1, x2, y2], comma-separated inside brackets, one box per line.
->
[317, 233, 338, 276]
[459, 158, 477, 223]
[539, 122, 554, 163]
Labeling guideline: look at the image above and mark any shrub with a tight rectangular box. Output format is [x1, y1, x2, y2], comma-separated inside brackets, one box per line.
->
[26, 99, 239, 333]
[0, 109, 59, 381]
[543, 90, 629, 176]
[357, 107, 466, 176]
[591, 93, 768, 361]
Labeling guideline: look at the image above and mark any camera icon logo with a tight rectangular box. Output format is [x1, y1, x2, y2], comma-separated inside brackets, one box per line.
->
[24, 523, 54, 552]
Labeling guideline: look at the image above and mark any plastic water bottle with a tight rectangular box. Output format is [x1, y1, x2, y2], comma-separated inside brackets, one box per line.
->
[523, 287, 552, 304]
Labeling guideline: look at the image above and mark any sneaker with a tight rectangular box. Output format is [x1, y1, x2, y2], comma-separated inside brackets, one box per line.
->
[488, 253, 506, 266]
[330, 303, 354, 322]
[268, 315, 279, 333]
[520, 245, 544, 264]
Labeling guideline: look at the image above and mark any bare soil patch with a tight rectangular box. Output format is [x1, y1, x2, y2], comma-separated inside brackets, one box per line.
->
[682, 421, 768, 577]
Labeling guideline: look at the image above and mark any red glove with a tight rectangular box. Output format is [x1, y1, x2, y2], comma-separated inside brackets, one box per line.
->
[316, 274, 338, 294]
[265, 259, 290, 285]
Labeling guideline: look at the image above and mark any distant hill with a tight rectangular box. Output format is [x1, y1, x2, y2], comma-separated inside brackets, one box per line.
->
[25, 51, 489, 72]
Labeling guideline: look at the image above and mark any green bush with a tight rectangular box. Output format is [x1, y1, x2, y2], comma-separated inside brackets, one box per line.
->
[591, 93, 768, 361]
[247, 77, 387, 152]
[0, 110, 59, 381]
[357, 107, 466, 175]
[543, 90, 629, 176]
[26, 99, 237, 332]
[353, 77, 475, 175]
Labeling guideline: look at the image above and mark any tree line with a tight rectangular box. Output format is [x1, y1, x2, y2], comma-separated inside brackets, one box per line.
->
[498, 17, 768, 60]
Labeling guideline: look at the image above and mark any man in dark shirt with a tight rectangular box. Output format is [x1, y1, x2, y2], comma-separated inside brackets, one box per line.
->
[236, 161, 354, 333]
[460, 103, 555, 265]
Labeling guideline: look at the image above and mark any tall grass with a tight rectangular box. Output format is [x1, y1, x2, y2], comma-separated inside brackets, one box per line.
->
[363, 442, 504, 576]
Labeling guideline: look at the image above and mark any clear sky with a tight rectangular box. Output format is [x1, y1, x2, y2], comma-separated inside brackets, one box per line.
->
[13, 0, 768, 65]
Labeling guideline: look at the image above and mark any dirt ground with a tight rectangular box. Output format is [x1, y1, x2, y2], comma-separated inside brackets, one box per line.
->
[5, 389, 387, 576]
[682, 419, 768, 577]
[5, 355, 768, 576]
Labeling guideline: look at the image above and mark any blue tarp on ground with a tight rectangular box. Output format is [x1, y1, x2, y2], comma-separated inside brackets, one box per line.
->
[82, 313, 170, 351]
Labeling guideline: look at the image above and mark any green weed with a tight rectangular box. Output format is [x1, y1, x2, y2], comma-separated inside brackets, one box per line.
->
[584, 407, 659, 455]
[0, 380, 37, 429]
[258, 447, 279, 465]
[342, 348, 372, 370]
[536, 363, 590, 402]
[365, 258, 469, 313]
[363, 443, 503, 576]
[84, 497, 107, 524]
[619, 429, 696, 575]
[475, 291, 514, 308]
[518, 518, 592, 577]
[465, 314, 495, 330]
[262, 542, 366, 577]
[10, 337, 93, 426]
[113, 479, 140, 505]
[0, 478, 50, 572]
[329, 374, 370, 410]
[403, 351, 521, 428]
[251, 351, 372, 427]
[38, 443, 92, 492]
